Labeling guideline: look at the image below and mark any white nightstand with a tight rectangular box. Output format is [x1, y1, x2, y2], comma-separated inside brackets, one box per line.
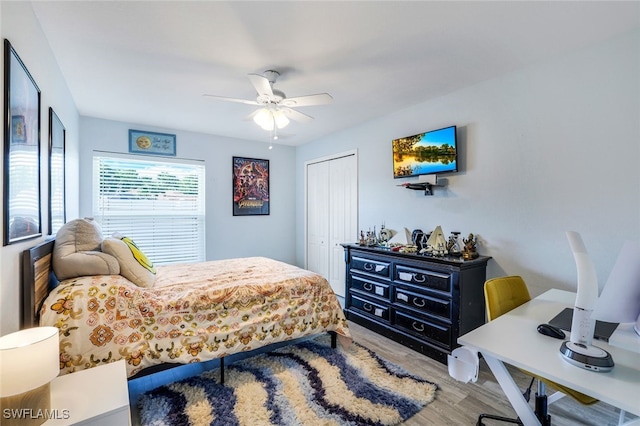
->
[44, 360, 131, 425]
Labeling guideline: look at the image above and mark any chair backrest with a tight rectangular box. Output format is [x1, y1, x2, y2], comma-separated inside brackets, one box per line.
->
[484, 275, 531, 321]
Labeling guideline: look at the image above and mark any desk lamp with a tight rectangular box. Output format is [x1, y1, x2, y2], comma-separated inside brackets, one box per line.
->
[560, 231, 614, 372]
[0, 326, 60, 426]
[593, 240, 640, 343]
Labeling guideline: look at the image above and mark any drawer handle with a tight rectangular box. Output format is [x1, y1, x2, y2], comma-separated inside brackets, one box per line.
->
[413, 274, 426, 283]
[398, 272, 412, 281]
[364, 263, 385, 273]
[363, 302, 373, 312]
[412, 298, 426, 308]
[399, 271, 426, 283]
[412, 321, 425, 332]
[363, 282, 373, 291]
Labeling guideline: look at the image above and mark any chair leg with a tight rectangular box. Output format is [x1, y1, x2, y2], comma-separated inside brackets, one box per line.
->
[477, 413, 523, 425]
[534, 381, 552, 426]
[476, 377, 533, 425]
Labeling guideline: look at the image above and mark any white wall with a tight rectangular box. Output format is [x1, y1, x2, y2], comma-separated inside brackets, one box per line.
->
[296, 30, 640, 297]
[2, 5, 637, 336]
[79, 117, 297, 264]
[0, 2, 80, 334]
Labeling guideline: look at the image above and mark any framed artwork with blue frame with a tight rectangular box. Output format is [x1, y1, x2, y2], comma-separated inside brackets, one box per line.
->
[128, 129, 176, 156]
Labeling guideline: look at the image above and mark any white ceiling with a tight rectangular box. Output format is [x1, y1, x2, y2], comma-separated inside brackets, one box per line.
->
[31, 1, 640, 146]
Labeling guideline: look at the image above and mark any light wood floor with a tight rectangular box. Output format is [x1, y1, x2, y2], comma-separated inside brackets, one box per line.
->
[129, 321, 629, 425]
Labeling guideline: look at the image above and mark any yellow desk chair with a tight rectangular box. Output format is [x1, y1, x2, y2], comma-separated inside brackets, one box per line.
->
[478, 276, 598, 426]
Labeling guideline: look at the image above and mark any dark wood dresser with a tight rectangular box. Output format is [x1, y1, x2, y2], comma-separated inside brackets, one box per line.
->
[342, 243, 490, 364]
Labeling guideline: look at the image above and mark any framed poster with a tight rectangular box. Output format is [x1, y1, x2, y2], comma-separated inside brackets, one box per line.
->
[3, 39, 42, 245]
[48, 107, 66, 235]
[128, 129, 176, 156]
[232, 157, 270, 216]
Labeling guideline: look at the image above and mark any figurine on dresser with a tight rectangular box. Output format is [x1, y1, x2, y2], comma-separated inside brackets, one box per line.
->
[462, 233, 479, 259]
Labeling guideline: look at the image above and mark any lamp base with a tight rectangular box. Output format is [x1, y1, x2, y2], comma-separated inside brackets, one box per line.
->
[0, 382, 51, 426]
[559, 341, 615, 372]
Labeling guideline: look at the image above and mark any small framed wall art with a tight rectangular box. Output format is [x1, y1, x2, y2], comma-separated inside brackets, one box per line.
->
[48, 107, 66, 235]
[3, 39, 42, 245]
[232, 156, 270, 216]
[128, 129, 176, 156]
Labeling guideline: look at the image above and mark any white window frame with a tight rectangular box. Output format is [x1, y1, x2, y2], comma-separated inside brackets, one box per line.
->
[92, 152, 205, 265]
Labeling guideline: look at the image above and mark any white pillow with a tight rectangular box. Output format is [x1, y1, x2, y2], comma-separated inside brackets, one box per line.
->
[102, 236, 156, 288]
[53, 218, 120, 280]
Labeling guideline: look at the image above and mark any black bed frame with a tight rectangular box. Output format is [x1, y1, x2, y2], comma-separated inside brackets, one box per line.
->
[21, 238, 337, 383]
[21, 238, 57, 329]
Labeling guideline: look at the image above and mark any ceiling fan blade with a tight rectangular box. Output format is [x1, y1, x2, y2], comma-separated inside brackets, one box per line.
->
[281, 107, 314, 123]
[248, 73, 274, 98]
[203, 94, 259, 105]
[281, 93, 333, 107]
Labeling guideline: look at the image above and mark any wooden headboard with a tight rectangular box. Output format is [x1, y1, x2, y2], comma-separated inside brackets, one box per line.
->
[21, 238, 58, 328]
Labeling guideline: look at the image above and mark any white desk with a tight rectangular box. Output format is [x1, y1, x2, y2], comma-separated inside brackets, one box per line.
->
[610, 323, 640, 354]
[458, 289, 640, 426]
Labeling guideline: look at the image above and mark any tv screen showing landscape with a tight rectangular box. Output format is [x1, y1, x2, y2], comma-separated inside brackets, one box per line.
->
[392, 125, 457, 178]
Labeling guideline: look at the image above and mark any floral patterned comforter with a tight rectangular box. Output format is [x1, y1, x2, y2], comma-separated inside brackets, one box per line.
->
[40, 257, 351, 377]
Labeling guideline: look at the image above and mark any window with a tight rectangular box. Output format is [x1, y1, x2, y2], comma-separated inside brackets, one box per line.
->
[93, 153, 205, 265]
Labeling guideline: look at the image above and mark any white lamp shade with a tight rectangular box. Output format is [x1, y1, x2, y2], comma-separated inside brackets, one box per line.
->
[273, 110, 290, 129]
[0, 326, 59, 397]
[253, 108, 274, 131]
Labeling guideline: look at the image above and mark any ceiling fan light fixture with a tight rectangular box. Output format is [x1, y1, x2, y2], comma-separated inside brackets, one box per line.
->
[205, 70, 332, 138]
[253, 108, 274, 131]
[273, 109, 289, 129]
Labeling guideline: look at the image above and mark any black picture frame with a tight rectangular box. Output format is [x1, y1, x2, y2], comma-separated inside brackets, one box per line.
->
[48, 107, 65, 235]
[232, 157, 270, 216]
[3, 39, 42, 245]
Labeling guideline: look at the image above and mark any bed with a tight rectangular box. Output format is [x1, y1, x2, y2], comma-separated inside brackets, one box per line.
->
[22, 238, 351, 379]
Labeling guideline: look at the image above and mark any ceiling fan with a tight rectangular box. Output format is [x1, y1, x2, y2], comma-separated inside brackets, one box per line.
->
[203, 70, 333, 132]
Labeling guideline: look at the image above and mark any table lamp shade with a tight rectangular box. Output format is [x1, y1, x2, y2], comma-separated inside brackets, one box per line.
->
[0, 326, 59, 397]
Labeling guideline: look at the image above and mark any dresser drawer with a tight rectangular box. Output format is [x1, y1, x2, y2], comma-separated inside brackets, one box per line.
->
[394, 310, 451, 348]
[394, 288, 451, 320]
[395, 265, 451, 293]
[350, 295, 390, 322]
[351, 256, 391, 279]
[351, 275, 390, 299]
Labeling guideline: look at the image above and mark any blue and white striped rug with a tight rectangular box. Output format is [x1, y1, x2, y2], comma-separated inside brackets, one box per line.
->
[138, 335, 438, 426]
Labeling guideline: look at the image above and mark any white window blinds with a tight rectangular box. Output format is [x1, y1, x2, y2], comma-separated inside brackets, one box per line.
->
[92, 153, 205, 265]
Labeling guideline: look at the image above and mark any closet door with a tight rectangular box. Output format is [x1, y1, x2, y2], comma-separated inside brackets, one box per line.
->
[306, 153, 357, 297]
[306, 161, 330, 282]
[328, 155, 357, 297]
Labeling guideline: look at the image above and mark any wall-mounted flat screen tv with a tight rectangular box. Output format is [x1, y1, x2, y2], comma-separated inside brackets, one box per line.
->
[392, 125, 457, 178]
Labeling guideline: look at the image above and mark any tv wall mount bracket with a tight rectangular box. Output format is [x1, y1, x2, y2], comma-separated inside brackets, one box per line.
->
[397, 175, 445, 196]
